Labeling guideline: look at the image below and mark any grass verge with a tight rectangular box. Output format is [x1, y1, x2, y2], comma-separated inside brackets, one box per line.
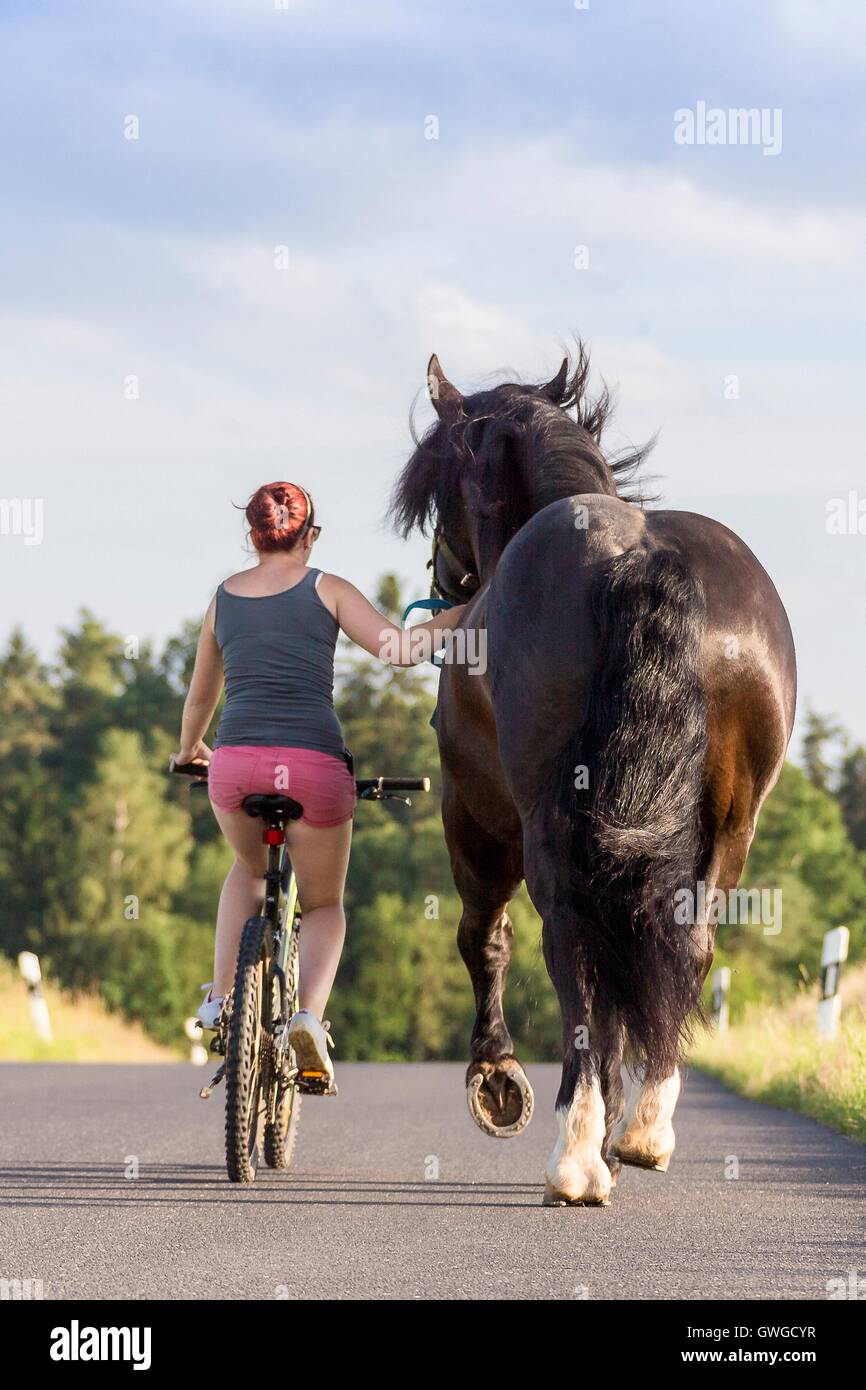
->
[0, 958, 174, 1062]
[690, 963, 866, 1142]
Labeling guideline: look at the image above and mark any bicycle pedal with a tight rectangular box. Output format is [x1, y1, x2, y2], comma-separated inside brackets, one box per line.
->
[199, 1062, 226, 1099]
[297, 1070, 337, 1097]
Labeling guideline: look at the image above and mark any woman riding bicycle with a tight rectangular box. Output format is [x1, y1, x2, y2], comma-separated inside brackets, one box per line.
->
[173, 481, 465, 1093]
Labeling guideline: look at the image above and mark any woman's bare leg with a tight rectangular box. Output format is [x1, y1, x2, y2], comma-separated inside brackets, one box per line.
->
[285, 818, 353, 1019]
[211, 807, 352, 1018]
[211, 807, 268, 996]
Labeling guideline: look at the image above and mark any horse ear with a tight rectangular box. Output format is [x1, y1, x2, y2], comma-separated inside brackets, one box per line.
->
[542, 357, 569, 403]
[427, 354, 464, 419]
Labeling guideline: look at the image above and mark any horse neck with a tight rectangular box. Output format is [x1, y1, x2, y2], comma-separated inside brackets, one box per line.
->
[523, 430, 617, 511]
[472, 432, 615, 580]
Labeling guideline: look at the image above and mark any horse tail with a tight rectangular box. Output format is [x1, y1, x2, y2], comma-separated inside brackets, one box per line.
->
[552, 545, 708, 1077]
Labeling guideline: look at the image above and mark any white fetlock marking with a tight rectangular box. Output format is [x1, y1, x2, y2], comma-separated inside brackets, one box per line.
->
[546, 1078, 611, 1203]
[616, 1067, 680, 1164]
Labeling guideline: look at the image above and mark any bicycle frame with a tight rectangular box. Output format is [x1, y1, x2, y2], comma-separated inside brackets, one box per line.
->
[270, 841, 300, 1045]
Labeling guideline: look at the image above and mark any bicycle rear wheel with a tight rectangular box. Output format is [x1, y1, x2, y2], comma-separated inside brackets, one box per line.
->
[263, 923, 302, 1169]
[225, 915, 269, 1183]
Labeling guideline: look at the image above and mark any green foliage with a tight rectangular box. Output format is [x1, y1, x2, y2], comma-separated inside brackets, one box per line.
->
[838, 745, 866, 853]
[800, 708, 845, 794]
[703, 759, 866, 1022]
[693, 965, 866, 1143]
[800, 706, 866, 855]
[72, 729, 191, 923]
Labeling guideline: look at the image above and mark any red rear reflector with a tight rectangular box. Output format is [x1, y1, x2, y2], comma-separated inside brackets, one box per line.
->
[263, 828, 284, 845]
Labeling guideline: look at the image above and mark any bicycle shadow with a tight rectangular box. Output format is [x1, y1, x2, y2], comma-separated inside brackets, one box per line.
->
[0, 1163, 544, 1209]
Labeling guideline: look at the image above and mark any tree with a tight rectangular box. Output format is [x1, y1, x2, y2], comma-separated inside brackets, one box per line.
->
[0, 632, 61, 957]
[70, 729, 191, 927]
[725, 762, 866, 993]
[801, 709, 844, 794]
[837, 745, 866, 853]
[49, 610, 125, 796]
[0, 628, 58, 758]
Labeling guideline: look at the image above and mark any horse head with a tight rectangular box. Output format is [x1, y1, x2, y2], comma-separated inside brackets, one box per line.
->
[392, 343, 651, 592]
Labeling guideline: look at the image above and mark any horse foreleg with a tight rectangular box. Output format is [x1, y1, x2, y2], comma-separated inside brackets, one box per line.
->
[459, 904, 534, 1138]
[448, 806, 531, 1137]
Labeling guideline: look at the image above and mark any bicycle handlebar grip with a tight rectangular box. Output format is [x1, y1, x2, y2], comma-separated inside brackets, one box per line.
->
[356, 777, 430, 792]
[169, 758, 210, 778]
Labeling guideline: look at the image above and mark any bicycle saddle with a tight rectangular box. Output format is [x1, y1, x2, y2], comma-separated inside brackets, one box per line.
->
[241, 793, 303, 822]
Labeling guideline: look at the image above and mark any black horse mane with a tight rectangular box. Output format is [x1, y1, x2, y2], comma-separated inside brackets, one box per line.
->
[390, 342, 657, 539]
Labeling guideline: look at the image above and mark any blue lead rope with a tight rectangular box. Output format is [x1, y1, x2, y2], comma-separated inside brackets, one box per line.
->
[401, 598, 455, 721]
[401, 598, 455, 621]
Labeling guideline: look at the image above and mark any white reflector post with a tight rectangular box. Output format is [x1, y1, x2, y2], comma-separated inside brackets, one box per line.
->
[29, 996, 53, 1044]
[184, 1017, 207, 1066]
[711, 966, 731, 1032]
[17, 952, 52, 1044]
[817, 926, 849, 1042]
[17, 951, 42, 987]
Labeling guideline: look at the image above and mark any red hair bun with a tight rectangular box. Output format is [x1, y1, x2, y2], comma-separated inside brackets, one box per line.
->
[245, 482, 313, 553]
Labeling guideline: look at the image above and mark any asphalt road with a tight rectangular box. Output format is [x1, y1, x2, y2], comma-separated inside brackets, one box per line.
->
[1, 1062, 862, 1301]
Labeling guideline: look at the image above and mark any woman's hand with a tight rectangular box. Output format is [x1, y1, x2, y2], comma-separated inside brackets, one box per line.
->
[172, 739, 212, 768]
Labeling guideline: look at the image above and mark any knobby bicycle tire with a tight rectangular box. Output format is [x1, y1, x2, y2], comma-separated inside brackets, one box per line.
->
[225, 915, 269, 1183]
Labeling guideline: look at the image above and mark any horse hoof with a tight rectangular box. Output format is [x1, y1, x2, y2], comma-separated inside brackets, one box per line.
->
[465, 1058, 534, 1138]
[609, 1143, 672, 1173]
[542, 1183, 610, 1208]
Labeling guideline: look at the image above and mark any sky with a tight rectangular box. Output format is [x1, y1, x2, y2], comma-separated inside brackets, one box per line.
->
[0, 0, 864, 751]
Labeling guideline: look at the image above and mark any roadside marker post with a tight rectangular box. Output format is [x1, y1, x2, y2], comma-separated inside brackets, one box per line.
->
[17, 951, 53, 1044]
[817, 926, 849, 1042]
[711, 966, 731, 1032]
[184, 1016, 208, 1066]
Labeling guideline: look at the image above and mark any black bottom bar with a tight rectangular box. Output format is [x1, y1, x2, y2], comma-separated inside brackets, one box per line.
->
[5, 1297, 858, 1374]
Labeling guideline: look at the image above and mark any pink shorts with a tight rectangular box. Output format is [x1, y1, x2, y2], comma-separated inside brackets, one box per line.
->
[208, 746, 356, 827]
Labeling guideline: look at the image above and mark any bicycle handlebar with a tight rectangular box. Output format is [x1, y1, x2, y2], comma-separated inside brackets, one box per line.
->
[355, 776, 430, 794]
[169, 758, 210, 779]
[169, 758, 430, 796]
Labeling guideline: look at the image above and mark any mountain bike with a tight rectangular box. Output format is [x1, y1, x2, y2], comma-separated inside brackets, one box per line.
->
[170, 758, 429, 1183]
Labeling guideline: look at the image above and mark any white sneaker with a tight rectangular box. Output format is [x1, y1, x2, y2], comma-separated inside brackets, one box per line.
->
[288, 1010, 336, 1093]
[197, 983, 225, 1031]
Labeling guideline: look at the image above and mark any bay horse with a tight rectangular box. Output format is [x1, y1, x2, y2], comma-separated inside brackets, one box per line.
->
[391, 345, 796, 1206]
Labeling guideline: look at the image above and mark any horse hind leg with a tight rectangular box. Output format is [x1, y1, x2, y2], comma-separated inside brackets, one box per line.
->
[542, 920, 617, 1206]
[610, 819, 752, 1173]
[611, 1066, 681, 1172]
[545, 1075, 611, 1206]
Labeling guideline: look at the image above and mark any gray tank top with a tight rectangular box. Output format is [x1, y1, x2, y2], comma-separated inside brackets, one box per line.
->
[213, 568, 345, 758]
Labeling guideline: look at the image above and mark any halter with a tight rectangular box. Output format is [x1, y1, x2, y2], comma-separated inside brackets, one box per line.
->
[429, 525, 479, 600]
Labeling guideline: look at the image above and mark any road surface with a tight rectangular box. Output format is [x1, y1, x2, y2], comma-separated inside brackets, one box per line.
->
[1, 1063, 862, 1300]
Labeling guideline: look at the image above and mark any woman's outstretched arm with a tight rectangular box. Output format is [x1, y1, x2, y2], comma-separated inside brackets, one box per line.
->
[318, 574, 468, 667]
[174, 597, 223, 764]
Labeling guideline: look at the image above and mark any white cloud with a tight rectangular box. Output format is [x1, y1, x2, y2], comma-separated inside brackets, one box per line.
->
[778, 0, 866, 69]
[413, 285, 548, 383]
[438, 142, 866, 268]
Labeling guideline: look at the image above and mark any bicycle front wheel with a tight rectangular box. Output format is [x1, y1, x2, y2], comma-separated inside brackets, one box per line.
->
[225, 915, 269, 1183]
